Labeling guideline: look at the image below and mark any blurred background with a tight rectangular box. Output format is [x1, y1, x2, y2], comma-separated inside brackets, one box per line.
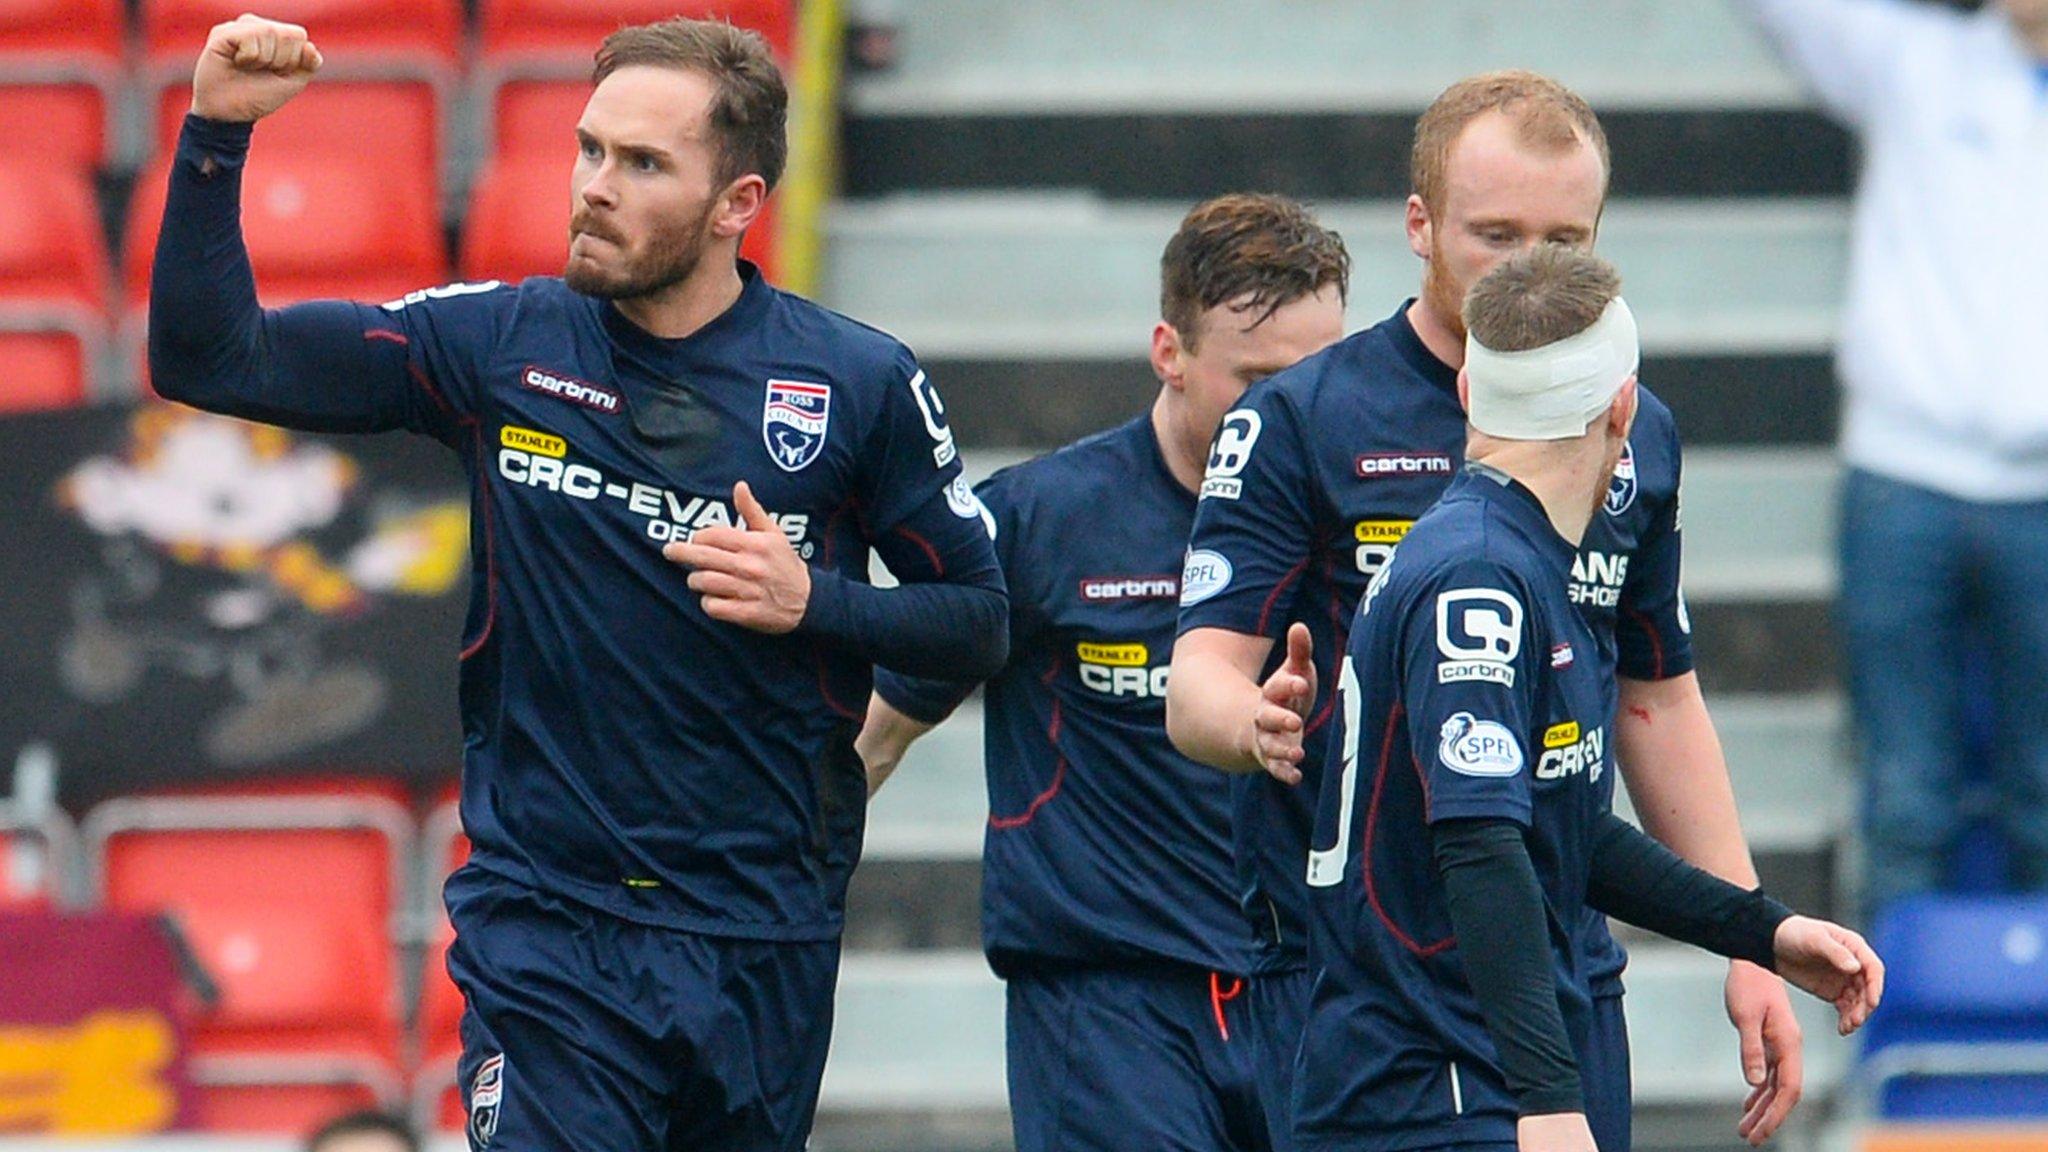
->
[1, 1, 2044, 1150]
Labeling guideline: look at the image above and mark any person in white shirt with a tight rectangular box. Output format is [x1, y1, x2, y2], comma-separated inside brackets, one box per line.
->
[1737, 0, 2048, 912]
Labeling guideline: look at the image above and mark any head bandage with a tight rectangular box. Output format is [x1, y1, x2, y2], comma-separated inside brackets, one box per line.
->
[1464, 297, 1638, 441]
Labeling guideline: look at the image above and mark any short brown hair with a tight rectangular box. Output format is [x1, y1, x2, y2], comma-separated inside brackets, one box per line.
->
[594, 18, 789, 191]
[1462, 244, 1622, 352]
[1411, 70, 1610, 216]
[1159, 193, 1351, 351]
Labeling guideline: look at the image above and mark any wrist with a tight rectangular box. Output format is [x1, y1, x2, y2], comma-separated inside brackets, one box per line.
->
[797, 566, 847, 638]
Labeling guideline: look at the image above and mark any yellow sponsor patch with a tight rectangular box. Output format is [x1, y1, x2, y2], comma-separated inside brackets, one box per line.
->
[1353, 519, 1414, 544]
[500, 425, 566, 457]
[1544, 721, 1581, 749]
[1076, 642, 1148, 666]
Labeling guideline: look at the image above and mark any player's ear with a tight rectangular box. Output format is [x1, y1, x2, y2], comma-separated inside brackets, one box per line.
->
[713, 173, 769, 239]
[1150, 321, 1186, 390]
[1405, 193, 1433, 261]
[1608, 375, 1638, 441]
[1455, 367, 1471, 413]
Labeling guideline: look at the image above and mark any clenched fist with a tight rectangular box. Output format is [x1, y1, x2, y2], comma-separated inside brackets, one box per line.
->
[191, 14, 324, 123]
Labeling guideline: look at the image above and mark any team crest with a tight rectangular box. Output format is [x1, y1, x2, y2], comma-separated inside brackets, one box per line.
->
[763, 380, 831, 472]
[1604, 442, 1638, 517]
[468, 1053, 504, 1148]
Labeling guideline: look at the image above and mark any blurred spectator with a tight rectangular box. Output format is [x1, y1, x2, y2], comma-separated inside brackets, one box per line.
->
[306, 1110, 419, 1152]
[1738, 0, 2048, 911]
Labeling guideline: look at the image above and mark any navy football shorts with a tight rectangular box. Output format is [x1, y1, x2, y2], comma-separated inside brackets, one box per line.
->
[445, 865, 840, 1152]
[1006, 964, 1269, 1152]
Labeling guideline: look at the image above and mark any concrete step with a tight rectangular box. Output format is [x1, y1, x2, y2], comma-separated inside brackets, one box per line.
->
[824, 196, 1848, 361]
[848, 0, 1807, 114]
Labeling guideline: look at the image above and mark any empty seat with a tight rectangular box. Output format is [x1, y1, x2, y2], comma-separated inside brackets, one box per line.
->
[124, 151, 446, 308]
[0, 326, 92, 411]
[480, 0, 792, 63]
[0, 0, 124, 67]
[191, 1077, 394, 1134]
[0, 84, 110, 174]
[85, 789, 414, 1131]
[1861, 895, 2048, 1120]
[141, 0, 462, 70]
[154, 81, 441, 199]
[488, 77, 589, 158]
[0, 163, 111, 312]
[458, 152, 570, 284]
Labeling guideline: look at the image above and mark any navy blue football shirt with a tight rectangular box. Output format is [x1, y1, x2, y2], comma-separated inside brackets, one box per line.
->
[878, 415, 1256, 976]
[150, 117, 1007, 943]
[1293, 465, 1617, 1151]
[1176, 302, 1691, 973]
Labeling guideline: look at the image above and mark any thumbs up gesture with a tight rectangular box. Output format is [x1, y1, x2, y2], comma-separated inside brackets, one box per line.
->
[663, 482, 811, 633]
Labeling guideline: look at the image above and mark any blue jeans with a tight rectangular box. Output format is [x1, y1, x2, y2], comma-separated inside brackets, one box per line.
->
[1839, 469, 2048, 910]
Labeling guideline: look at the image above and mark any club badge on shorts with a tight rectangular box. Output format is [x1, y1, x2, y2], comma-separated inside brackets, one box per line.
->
[468, 1053, 504, 1148]
[763, 380, 831, 472]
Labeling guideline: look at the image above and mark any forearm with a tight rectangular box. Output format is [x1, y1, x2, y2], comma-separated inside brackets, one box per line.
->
[1615, 673, 1759, 888]
[149, 116, 409, 433]
[1164, 646, 1265, 773]
[1586, 812, 1792, 969]
[1433, 819, 1584, 1116]
[801, 572, 1007, 680]
[857, 692, 940, 797]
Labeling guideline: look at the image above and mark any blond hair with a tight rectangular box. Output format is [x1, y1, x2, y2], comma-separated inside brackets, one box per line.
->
[1411, 70, 1610, 216]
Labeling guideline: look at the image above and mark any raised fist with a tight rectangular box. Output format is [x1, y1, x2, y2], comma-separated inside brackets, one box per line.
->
[191, 14, 324, 123]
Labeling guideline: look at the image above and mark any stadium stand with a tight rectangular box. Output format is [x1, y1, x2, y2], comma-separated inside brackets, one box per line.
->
[0, 162, 109, 409]
[140, 0, 464, 71]
[83, 787, 415, 1131]
[409, 794, 467, 1134]
[0, 83, 112, 173]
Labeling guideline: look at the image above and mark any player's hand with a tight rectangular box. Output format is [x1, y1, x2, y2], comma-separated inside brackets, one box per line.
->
[1250, 623, 1315, 785]
[1772, 916, 1883, 1037]
[1517, 1111, 1599, 1152]
[191, 14, 324, 123]
[1727, 961, 1804, 1146]
[663, 481, 810, 634]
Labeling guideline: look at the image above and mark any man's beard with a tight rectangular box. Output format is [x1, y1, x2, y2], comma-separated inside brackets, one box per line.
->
[564, 204, 718, 300]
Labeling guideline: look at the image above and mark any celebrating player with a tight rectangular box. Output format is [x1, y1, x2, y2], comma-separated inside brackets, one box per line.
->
[856, 194, 1349, 1152]
[1293, 245, 1880, 1152]
[1166, 72, 1805, 1149]
[149, 15, 1006, 1151]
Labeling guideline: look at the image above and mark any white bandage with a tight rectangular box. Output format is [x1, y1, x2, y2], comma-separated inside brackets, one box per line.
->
[1464, 297, 1639, 441]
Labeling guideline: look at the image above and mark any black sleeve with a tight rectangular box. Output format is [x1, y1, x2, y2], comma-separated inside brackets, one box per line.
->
[1585, 812, 1793, 969]
[799, 487, 1009, 681]
[148, 115, 447, 438]
[1433, 818, 1584, 1116]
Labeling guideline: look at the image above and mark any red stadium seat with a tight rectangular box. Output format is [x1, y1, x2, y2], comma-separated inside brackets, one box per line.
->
[193, 1078, 393, 1134]
[154, 81, 442, 198]
[124, 150, 447, 308]
[0, 326, 92, 411]
[141, 0, 463, 69]
[0, 0, 124, 67]
[489, 77, 589, 157]
[0, 163, 111, 312]
[462, 149, 778, 284]
[480, 0, 793, 61]
[458, 151, 571, 284]
[0, 84, 110, 174]
[86, 789, 414, 1131]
